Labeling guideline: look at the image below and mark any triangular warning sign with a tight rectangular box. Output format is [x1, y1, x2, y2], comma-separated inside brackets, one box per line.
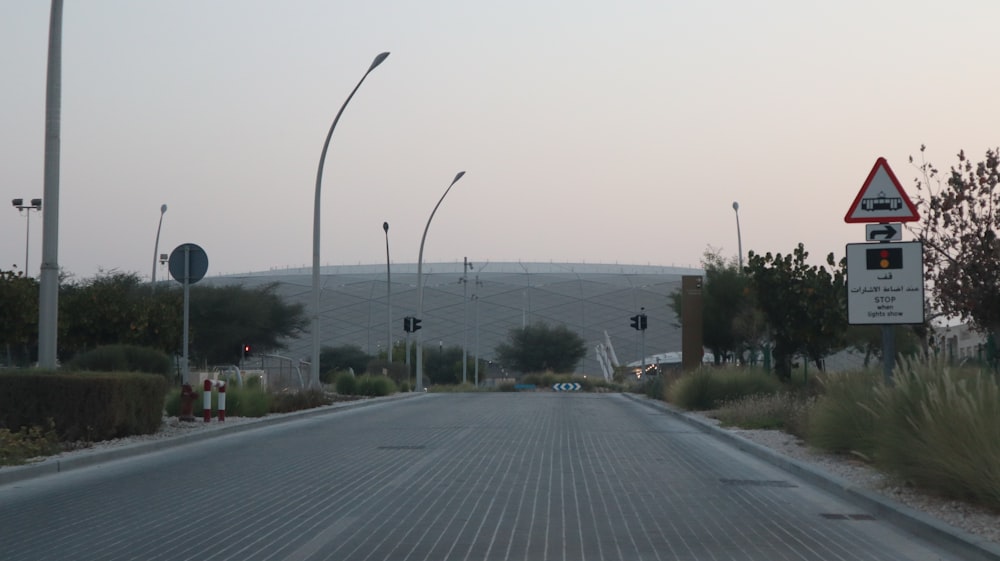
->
[844, 157, 920, 223]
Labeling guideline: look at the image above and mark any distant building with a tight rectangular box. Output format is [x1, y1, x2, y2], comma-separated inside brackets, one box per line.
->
[204, 261, 703, 377]
[937, 323, 990, 364]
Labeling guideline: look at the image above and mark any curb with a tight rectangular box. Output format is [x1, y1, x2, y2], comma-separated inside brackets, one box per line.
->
[0, 391, 424, 487]
[622, 393, 1000, 561]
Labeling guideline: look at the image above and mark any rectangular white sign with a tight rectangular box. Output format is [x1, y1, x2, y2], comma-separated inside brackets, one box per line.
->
[846, 241, 924, 325]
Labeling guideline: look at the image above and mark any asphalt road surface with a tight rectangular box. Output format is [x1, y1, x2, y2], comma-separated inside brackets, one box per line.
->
[0, 393, 962, 561]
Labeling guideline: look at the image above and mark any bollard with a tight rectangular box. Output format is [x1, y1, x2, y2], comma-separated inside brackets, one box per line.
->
[202, 379, 227, 422]
[178, 383, 197, 422]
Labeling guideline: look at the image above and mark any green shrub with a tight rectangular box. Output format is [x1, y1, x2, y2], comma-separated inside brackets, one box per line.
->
[497, 382, 517, 392]
[222, 385, 270, 417]
[0, 420, 61, 466]
[355, 375, 397, 397]
[398, 381, 411, 393]
[805, 369, 880, 459]
[713, 392, 813, 434]
[335, 371, 358, 395]
[1, 371, 166, 441]
[871, 357, 1000, 509]
[163, 383, 272, 418]
[667, 367, 781, 410]
[269, 389, 333, 413]
[641, 376, 665, 400]
[68, 345, 174, 379]
[520, 373, 541, 386]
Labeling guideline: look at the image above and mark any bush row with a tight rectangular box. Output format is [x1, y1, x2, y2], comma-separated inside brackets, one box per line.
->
[0, 370, 166, 441]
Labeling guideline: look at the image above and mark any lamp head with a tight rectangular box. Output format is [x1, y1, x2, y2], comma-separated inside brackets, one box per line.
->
[383, 221, 389, 233]
[370, 52, 390, 71]
[160, 204, 168, 214]
[12, 198, 23, 207]
[732, 201, 739, 212]
[31, 199, 41, 209]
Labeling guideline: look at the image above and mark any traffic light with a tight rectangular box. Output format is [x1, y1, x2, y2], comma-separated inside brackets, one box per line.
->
[403, 316, 423, 333]
[866, 247, 903, 270]
[412, 317, 422, 332]
[630, 315, 640, 330]
[243, 344, 251, 356]
[639, 314, 648, 330]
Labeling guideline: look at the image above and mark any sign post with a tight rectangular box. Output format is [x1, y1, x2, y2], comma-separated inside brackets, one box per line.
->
[844, 158, 922, 385]
[169, 243, 209, 385]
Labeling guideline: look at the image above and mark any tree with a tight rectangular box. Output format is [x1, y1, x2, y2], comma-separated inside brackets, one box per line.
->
[668, 249, 754, 364]
[423, 344, 466, 385]
[910, 146, 1000, 340]
[494, 322, 586, 374]
[59, 271, 184, 362]
[0, 269, 39, 366]
[188, 282, 308, 365]
[319, 344, 371, 381]
[745, 244, 847, 380]
[844, 324, 923, 367]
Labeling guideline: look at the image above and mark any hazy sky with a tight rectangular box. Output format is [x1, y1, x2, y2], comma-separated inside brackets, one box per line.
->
[3, 1, 998, 281]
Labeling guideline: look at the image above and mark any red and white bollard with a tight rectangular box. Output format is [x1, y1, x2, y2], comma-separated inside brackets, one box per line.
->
[202, 379, 227, 422]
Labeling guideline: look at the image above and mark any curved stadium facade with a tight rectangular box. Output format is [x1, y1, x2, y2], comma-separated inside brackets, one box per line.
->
[206, 262, 704, 379]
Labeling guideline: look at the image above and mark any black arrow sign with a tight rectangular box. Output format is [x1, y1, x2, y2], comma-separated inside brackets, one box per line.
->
[868, 224, 897, 240]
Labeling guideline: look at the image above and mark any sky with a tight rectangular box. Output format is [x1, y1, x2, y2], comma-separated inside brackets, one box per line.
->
[3, 1, 999, 282]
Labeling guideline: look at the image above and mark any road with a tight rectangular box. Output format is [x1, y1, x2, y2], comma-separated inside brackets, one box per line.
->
[0, 393, 963, 561]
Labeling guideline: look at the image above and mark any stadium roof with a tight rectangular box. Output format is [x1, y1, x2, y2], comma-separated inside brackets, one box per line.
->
[204, 262, 704, 378]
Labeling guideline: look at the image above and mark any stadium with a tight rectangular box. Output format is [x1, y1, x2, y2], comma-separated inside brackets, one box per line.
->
[205, 262, 704, 381]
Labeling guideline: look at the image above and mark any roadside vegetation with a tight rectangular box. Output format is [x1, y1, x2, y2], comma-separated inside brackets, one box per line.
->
[656, 358, 1000, 512]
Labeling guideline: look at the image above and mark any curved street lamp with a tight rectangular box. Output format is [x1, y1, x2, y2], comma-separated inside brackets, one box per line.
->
[415, 171, 466, 391]
[732, 201, 743, 270]
[310, 52, 389, 386]
[152, 204, 167, 291]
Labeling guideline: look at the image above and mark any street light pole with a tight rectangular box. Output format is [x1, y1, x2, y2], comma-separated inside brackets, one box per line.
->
[152, 204, 167, 292]
[37, 0, 63, 370]
[732, 201, 743, 270]
[460, 256, 473, 384]
[11, 198, 42, 276]
[415, 171, 466, 391]
[311, 52, 389, 387]
[383, 221, 392, 364]
[473, 273, 483, 386]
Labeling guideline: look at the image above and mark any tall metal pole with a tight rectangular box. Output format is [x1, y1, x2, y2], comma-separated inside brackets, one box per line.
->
[732, 201, 743, 270]
[473, 276, 481, 386]
[311, 52, 389, 387]
[38, 0, 63, 369]
[383, 221, 392, 363]
[461, 256, 471, 384]
[152, 204, 167, 292]
[416, 171, 466, 391]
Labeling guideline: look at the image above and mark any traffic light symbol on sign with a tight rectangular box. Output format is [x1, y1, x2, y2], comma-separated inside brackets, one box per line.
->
[866, 247, 903, 270]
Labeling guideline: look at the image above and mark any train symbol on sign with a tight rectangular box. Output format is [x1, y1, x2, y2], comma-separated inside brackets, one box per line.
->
[860, 193, 903, 212]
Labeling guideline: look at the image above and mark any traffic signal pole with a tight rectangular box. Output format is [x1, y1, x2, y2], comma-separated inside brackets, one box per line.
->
[640, 307, 646, 375]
